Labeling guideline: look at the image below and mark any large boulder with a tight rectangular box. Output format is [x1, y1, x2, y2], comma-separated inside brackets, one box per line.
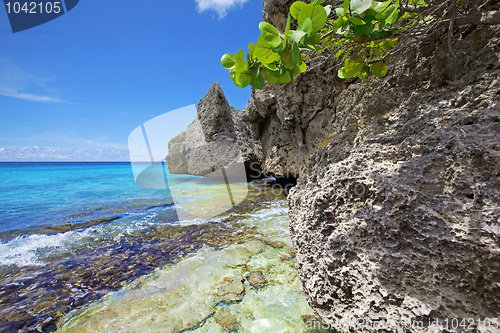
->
[287, 26, 500, 330]
[166, 82, 263, 179]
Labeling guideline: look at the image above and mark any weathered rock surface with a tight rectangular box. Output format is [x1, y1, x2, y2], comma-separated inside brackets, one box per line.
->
[166, 82, 262, 179]
[246, 0, 500, 330]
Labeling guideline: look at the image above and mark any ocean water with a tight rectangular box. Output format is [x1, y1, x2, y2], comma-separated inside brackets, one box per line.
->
[0, 162, 184, 268]
[0, 162, 321, 333]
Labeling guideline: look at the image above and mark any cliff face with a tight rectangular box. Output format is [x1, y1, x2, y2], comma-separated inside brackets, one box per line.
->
[246, 0, 500, 329]
[166, 82, 262, 179]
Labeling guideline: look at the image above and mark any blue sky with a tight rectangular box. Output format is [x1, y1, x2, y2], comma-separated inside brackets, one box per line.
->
[0, 0, 263, 160]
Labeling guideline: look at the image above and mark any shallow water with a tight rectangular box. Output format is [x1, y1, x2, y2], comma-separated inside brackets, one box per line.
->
[0, 162, 330, 332]
[56, 198, 321, 333]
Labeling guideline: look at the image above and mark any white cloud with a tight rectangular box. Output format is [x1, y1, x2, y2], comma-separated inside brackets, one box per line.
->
[0, 92, 62, 102]
[0, 56, 63, 103]
[0, 146, 130, 161]
[195, 0, 249, 18]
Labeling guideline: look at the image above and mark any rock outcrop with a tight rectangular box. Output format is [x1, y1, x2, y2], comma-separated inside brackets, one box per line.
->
[245, 0, 500, 330]
[166, 82, 262, 179]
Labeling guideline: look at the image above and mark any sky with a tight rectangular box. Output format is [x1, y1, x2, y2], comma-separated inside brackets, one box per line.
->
[0, 0, 264, 161]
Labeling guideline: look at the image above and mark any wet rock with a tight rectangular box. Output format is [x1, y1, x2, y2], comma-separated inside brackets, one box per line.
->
[245, 271, 268, 289]
[213, 274, 245, 303]
[214, 306, 239, 332]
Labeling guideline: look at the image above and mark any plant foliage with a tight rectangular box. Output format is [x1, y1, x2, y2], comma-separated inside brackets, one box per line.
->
[221, 0, 330, 88]
[222, 0, 498, 87]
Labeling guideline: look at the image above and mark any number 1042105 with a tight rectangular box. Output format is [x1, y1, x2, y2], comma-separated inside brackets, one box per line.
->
[5, 2, 62, 14]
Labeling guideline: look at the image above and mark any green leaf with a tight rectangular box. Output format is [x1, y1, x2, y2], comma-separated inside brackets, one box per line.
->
[235, 71, 252, 87]
[271, 65, 287, 77]
[337, 21, 350, 35]
[248, 43, 256, 57]
[270, 43, 284, 53]
[292, 64, 302, 76]
[374, 0, 392, 11]
[234, 49, 247, 72]
[290, 30, 307, 43]
[338, 67, 356, 78]
[251, 73, 265, 89]
[262, 62, 278, 71]
[335, 7, 346, 17]
[300, 44, 317, 51]
[290, 1, 307, 19]
[338, 67, 346, 79]
[280, 48, 295, 69]
[382, 5, 397, 25]
[283, 13, 292, 47]
[348, 16, 365, 25]
[364, 8, 385, 20]
[278, 71, 292, 83]
[344, 56, 365, 76]
[221, 54, 236, 69]
[308, 33, 321, 45]
[235, 49, 245, 67]
[298, 61, 307, 73]
[350, 0, 372, 15]
[357, 71, 367, 80]
[363, 21, 374, 34]
[259, 22, 282, 45]
[357, 64, 370, 80]
[333, 17, 344, 31]
[372, 61, 388, 77]
[340, 0, 351, 12]
[351, 27, 365, 37]
[265, 70, 279, 84]
[298, 17, 312, 33]
[311, 0, 326, 5]
[362, 14, 376, 22]
[292, 43, 300, 62]
[346, 63, 365, 77]
[235, 59, 248, 73]
[266, 75, 279, 84]
[298, 4, 328, 33]
[385, 7, 400, 25]
[255, 36, 279, 64]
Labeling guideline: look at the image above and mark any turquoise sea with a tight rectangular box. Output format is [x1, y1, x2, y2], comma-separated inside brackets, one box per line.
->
[0, 162, 322, 333]
[0, 162, 180, 267]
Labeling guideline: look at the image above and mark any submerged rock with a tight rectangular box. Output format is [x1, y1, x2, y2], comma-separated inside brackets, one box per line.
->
[55, 197, 319, 333]
[214, 307, 239, 332]
[245, 271, 268, 289]
[213, 274, 245, 303]
[165, 82, 263, 180]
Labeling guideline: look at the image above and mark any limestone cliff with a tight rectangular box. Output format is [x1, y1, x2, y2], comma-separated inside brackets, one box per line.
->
[166, 82, 262, 179]
[245, 0, 500, 330]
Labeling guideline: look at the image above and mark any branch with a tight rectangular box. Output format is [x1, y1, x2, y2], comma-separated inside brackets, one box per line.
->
[451, 10, 500, 25]
[448, 2, 457, 57]
[400, 5, 443, 14]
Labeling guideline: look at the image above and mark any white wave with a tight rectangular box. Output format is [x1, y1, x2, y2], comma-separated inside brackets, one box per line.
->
[0, 227, 102, 267]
